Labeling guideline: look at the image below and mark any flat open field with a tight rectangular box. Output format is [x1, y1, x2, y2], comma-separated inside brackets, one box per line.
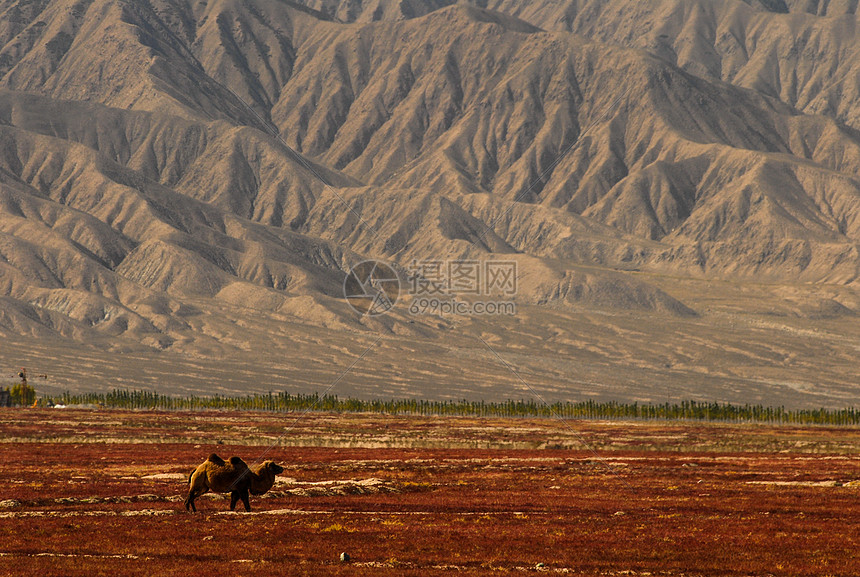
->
[0, 410, 858, 576]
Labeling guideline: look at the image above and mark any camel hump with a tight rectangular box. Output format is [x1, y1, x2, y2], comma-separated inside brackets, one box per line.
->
[207, 453, 225, 465]
[229, 456, 249, 469]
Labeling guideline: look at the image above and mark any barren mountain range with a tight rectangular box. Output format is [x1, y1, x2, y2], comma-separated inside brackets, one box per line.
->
[0, 0, 858, 407]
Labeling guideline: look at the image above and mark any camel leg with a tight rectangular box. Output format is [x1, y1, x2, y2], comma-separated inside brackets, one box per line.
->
[238, 487, 251, 512]
[230, 491, 240, 511]
[184, 491, 197, 512]
[185, 487, 206, 512]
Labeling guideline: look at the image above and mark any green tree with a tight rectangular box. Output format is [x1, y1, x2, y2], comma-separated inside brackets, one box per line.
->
[10, 382, 36, 406]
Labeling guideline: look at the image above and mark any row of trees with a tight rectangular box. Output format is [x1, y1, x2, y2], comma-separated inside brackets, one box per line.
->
[0, 382, 37, 407]
[51, 389, 860, 425]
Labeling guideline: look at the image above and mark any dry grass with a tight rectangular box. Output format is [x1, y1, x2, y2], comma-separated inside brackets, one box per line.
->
[0, 409, 857, 576]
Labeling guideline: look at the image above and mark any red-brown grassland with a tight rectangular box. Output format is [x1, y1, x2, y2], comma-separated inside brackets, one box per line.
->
[0, 409, 857, 576]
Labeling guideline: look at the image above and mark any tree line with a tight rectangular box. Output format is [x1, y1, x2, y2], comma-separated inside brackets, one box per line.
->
[0, 383, 36, 407]
[44, 389, 860, 425]
[2, 369, 43, 407]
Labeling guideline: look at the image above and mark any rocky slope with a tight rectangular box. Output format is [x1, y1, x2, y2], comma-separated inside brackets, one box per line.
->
[0, 0, 858, 405]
